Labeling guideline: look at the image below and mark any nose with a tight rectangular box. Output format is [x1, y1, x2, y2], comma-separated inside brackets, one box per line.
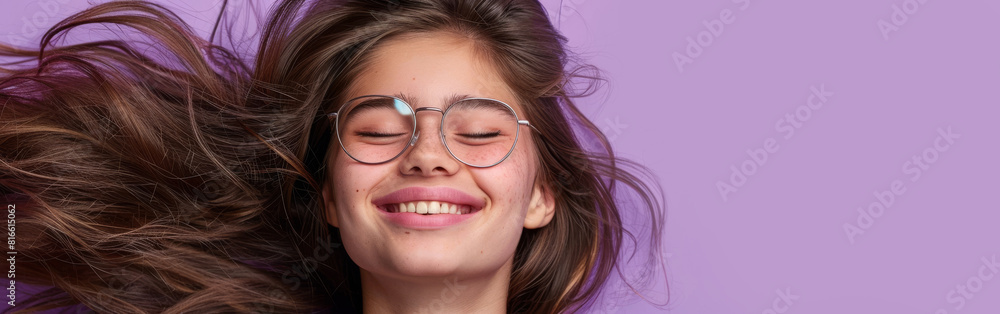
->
[397, 111, 460, 176]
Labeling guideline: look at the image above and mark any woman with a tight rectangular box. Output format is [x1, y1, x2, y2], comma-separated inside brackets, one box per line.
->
[1, 0, 666, 313]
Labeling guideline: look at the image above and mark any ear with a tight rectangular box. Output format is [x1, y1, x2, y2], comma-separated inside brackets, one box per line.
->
[524, 179, 556, 229]
[321, 182, 340, 228]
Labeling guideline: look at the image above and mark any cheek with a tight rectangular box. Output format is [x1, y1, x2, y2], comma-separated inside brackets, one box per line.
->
[482, 139, 539, 211]
[327, 153, 379, 215]
[333, 168, 368, 199]
[511, 137, 540, 184]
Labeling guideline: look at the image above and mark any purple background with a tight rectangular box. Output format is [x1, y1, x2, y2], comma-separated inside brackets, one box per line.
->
[3, 0, 999, 313]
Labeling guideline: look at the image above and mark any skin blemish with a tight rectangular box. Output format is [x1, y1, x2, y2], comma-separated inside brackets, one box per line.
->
[405, 232, 410, 235]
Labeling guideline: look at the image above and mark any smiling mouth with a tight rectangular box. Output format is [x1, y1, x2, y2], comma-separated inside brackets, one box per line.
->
[381, 201, 478, 215]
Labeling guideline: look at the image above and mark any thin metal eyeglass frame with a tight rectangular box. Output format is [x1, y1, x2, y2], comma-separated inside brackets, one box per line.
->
[327, 95, 535, 168]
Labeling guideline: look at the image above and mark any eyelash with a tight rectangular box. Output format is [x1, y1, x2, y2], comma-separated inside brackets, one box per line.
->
[355, 131, 502, 139]
[356, 131, 407, 138]
[459, 131, 501, 139]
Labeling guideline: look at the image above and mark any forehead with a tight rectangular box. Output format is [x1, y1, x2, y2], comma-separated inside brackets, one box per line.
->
[346, 32, 519, 110]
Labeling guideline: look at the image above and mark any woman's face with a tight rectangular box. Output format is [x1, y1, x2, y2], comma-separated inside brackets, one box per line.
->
[322, 32, 555, 280]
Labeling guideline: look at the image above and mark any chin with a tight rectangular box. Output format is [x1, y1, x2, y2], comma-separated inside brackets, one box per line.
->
[387, 252, 467, 277]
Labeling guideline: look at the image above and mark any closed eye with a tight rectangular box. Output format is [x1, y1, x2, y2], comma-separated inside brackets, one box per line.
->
[458, 131, 502, 139]
[356, 131, 408, 138]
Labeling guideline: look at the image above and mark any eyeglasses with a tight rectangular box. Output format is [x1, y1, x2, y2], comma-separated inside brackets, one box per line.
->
[327, 95, 533, 168]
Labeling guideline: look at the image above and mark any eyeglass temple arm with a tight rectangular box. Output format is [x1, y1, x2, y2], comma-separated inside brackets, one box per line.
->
[518, 120, 539, 132]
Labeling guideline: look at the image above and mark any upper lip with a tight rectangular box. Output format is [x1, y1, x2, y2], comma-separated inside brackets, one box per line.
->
[372, 186, 486, 210]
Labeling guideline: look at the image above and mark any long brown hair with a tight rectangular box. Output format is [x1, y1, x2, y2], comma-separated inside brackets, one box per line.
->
[254, 0, 669, 312]
[0, 2, 318, 313]
[0, 0, 667, 312]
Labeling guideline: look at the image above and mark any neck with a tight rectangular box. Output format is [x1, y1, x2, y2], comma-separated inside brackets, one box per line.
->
[360, 259, 511, 314]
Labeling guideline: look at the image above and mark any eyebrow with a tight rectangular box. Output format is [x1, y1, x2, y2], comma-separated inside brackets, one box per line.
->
[393, 92, 472, 108]
[343, 97, 404, 121]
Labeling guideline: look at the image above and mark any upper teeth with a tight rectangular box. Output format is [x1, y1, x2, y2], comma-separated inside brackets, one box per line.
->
[394, 201, 471, 215]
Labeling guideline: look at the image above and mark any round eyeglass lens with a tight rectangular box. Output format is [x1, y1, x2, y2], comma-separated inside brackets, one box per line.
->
[337, 96, 415, 164]
[442, 98, 520, 167]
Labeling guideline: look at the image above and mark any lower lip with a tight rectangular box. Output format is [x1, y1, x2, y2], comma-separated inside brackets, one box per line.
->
[378, 209, 479, 230]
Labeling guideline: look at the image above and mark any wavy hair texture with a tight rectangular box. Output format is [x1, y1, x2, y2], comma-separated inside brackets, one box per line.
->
[0, 2, 321, 313]
[0, 0, 668, 313]
[254, 0, 669, 312]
